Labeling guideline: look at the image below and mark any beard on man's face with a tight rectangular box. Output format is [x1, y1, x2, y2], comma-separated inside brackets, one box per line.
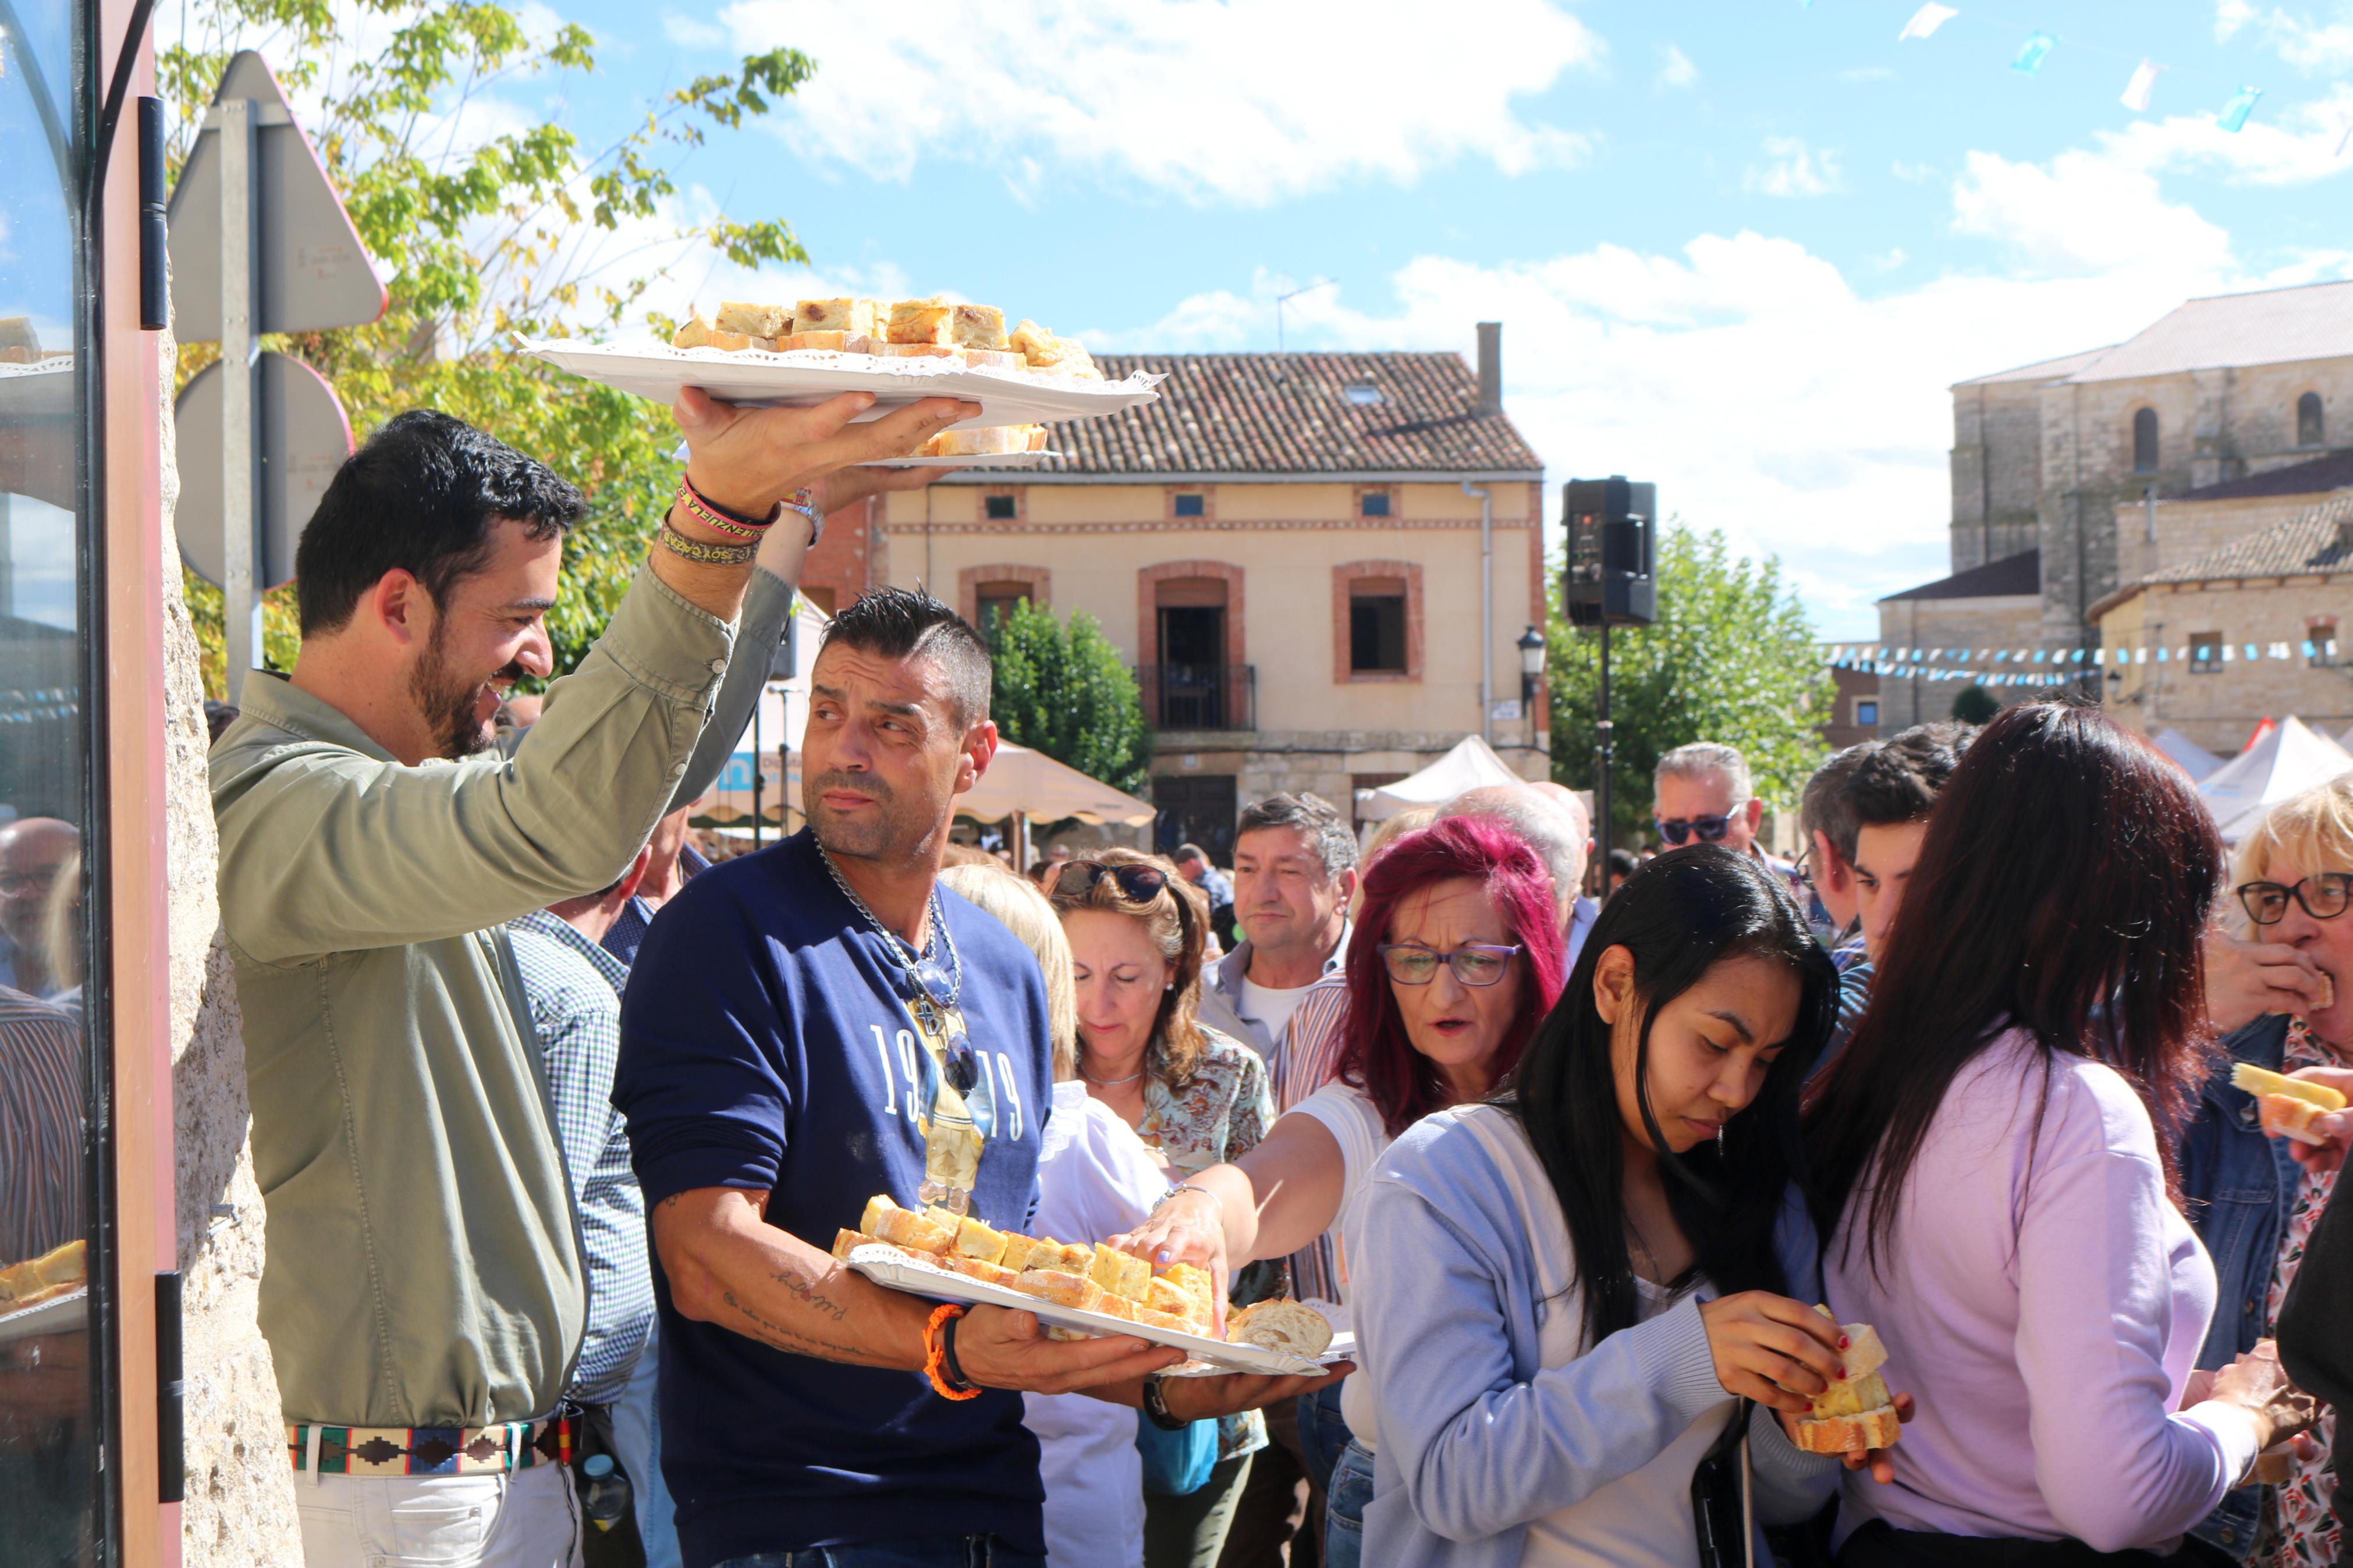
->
[410, 627, 524, 761]
[807, 768, 936, 864]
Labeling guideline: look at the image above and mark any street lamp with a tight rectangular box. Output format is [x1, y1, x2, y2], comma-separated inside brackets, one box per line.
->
[1518, 624, 1545, 713]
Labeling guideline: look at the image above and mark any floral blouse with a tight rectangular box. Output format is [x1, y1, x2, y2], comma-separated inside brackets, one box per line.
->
[1131, 1025, 1276, 1464]
[2259, 1018, 2341, 1568]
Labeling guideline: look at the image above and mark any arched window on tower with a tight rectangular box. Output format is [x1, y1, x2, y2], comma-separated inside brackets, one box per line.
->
[2132, 408, 2159, 474]
[2298, 392, 2324, 448]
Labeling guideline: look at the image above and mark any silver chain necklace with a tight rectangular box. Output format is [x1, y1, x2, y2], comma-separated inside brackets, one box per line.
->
[818, 846, 963, 1024]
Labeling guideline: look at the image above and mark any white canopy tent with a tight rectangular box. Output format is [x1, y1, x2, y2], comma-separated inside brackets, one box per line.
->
[1358, 734, 1526, 822]
[2153, 727, 2224, 783]
[2196, 716, 2353, 842]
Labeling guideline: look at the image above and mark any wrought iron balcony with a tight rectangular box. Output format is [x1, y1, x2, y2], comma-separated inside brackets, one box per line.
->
[1137, 663, 1255, 732]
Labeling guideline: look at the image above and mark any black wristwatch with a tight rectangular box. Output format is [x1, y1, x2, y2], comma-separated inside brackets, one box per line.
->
[1141, 1374, 1188, 1431]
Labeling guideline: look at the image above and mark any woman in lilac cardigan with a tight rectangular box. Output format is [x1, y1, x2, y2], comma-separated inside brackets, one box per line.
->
[1806, 703, 2313, 1565]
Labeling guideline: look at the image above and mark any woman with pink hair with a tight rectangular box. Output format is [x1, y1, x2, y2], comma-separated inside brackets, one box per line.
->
[1116, 817, 1565, 1563]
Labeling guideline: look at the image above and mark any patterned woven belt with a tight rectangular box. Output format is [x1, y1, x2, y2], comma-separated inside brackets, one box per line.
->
[285, 1414, 573, 1476]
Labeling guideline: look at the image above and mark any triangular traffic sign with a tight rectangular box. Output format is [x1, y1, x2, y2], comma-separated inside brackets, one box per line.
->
[168, 51, 386, 340]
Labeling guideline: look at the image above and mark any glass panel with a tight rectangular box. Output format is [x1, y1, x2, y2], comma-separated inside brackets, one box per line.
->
[0, 0, 100, 1559]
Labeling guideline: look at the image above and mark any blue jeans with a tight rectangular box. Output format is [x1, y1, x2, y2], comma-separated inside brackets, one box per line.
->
[712, 1540, 1044, 1568]
[1295, 1384, 1351, 1499]
[607, 1322, 682, 1568]
[1323, 1440, 1374, 1568]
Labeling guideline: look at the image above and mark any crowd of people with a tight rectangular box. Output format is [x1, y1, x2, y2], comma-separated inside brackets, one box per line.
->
[198, 400, 2353, 1568]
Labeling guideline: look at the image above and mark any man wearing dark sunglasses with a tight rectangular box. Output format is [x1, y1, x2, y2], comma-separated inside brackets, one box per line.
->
[1651, 741, 1766, 858]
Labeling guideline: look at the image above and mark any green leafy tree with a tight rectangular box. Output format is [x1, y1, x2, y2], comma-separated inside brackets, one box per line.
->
[1951, 684, 2000, 724]
[1548, 524, 1828, 844]
[986, 600, 1153, 798]
[164, 0, 812, 695]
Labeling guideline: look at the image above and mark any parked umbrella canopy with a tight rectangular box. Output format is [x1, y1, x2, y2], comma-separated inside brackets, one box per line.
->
[2153, 727, 2224, 783]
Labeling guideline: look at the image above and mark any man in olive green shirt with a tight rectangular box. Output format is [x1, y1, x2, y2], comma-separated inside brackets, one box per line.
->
[212, 387, 975, 1568]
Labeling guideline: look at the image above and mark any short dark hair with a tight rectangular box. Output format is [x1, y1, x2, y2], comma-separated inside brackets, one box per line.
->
[1235, 791, 1356, 876]
[1842, 722, 1976, 830]
[1172, 843, 1208, 866]
[295, 411, 584, 638]
[1801, 742, 1879, 865]
[819, 586, 992, 725]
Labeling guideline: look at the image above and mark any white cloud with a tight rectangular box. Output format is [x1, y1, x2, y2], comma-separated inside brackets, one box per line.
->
[1953, 147, 2233, 277]
[1745, 137, 1844, 197]
[2214, 2, 2353, 70]
[1656, 44, 1698, 90]
[1097, 202, 2353, 638]
[663, 13, 726, 48]
[713, 0, 1602, 204]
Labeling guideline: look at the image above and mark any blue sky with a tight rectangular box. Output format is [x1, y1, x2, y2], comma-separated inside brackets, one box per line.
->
[203, 0, 2353, 637]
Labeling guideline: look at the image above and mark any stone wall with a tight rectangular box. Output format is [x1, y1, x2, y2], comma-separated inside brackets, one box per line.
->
[1875, 592, 2049, 734]
[1950, 378, 2048, 573]
[155, 297, 301, 1564]
[2102, 577, 2353, 755]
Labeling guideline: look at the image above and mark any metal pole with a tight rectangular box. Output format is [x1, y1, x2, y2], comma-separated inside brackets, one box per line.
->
[751, 691, 763, 849]
[220, 97, 259, 701]
[1596, 621, 1613, 870]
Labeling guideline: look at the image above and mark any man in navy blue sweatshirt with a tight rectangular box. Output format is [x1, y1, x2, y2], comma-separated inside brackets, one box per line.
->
[614, 589, 1328, 1568]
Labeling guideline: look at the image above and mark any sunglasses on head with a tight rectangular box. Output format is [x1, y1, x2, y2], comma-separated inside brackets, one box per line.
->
[1655, 814, 1735, 846]
[1059, 861, 1170, 903]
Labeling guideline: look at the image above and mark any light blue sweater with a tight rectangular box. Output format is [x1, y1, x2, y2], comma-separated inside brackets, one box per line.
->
[1352, 1106, 1840, 1568]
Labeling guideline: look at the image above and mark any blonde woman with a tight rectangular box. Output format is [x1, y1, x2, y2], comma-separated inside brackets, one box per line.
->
[1049, 848, 1275, 1568]
[2180, 774, 2353, 1566]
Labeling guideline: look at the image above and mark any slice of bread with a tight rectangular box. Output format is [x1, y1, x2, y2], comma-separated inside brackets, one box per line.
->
[949, 303, 1009, 350]
[997, 1234, 1047, 1274]
[860, 1196, 955, 1255]
[672, 310, 716, 349]
[878, 342, 959, 360]
[2234, 1062, 2347, 1111]
[888, 297, 954, 346]
[1794, 1405, 1902, 1454]
[1810, 1371, 1891, 1419]
[1090, 1244, 1152, 1303]
[1099, 1295, 1195, 1335]
[2262, 1093, 2334, 1144]
[942, 1254, 1025, 1290]
[715, 301, 789, 339]
[1147, 1275, 1209, 1324]
[794, 297, 882, 338]
[960, 348, 1023, 371]
[1226, 1300, 1334, 1357]
[954, 1217, 1009, 1265]
[783, 329, 855, 351]
[830, 1229, 901, 1262]
[1013, 1268, 1108, 1314]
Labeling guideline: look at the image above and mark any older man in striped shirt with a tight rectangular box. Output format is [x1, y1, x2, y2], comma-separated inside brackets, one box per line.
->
[506, 854, 677, 1568]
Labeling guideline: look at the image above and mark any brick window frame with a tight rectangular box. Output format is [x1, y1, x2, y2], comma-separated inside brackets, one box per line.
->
[2311, 614, 2340, 668]
[1332, 560, 1424, 684]
[1138, 561, 1246, 670]
[958, 564, 1051, 630]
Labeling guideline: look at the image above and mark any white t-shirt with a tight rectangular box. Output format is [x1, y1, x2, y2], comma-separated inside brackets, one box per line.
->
[1291, 1080, 1389, 1437]
[1240, 975, 1318, 1047]
[1022, 1081, 1169, 1568]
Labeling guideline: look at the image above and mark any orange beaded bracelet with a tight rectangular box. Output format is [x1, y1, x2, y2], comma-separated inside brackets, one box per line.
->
[924, 1303, 979, 1400]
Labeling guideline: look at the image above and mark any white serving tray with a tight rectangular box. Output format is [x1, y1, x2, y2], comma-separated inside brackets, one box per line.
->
[842, 1245, 1326, 1377]
[519, 337, 1159, 431]
[0, 1286, 87, 1345]
[1163, 1329, 1354, 1379]
[860, 450, 1064, 469]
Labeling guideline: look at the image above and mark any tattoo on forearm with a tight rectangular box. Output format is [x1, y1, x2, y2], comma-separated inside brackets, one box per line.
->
[771, 1266, 849, 1322]
[721, 1289, 869, 1362]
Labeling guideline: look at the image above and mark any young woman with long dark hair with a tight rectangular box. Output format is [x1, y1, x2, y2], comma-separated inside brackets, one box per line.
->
[1348, 845, 1867, 1568]
[1806, 703, 2314, 1564]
